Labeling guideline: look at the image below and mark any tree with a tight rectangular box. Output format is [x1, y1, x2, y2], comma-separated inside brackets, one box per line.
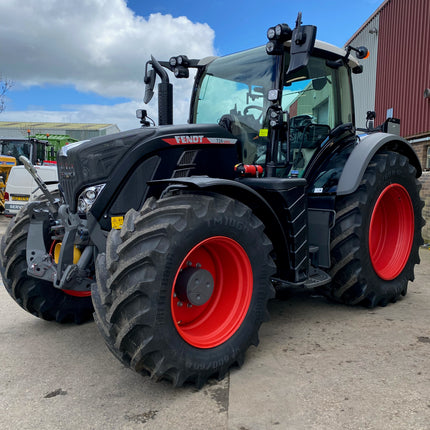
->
[0, 75, 13, 113]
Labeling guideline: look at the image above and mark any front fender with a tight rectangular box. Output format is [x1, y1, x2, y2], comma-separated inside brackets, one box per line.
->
[150, 176, 295, 281]
[336, 133, 422, 196]
[151, 177, 279, 221]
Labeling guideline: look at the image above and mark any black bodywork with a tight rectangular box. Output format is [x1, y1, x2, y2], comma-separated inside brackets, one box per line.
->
[54, 120, 357, 287]
[55, 121, 420, 290]
[58, 124, 238, 223]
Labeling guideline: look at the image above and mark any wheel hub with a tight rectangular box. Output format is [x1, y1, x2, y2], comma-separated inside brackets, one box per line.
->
[175, 267, 214, 306]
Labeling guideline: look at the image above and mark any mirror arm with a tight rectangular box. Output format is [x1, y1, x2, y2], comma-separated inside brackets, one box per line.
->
[151, 55, 169, 83]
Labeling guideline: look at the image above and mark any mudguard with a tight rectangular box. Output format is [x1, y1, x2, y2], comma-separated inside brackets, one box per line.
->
[150, 176, 304, 282]
[337, 133, 422, 196]
[151, 177, 281, 227]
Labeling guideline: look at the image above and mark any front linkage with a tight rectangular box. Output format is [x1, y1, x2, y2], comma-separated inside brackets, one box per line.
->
[21, 156, 94, 296]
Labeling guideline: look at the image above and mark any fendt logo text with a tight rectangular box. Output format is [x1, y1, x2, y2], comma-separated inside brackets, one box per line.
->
[163, 136, 237, 145]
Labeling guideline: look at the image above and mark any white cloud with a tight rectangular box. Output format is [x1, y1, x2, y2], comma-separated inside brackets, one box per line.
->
[0, 0, 216, 128]
[0, 0, 215, 97]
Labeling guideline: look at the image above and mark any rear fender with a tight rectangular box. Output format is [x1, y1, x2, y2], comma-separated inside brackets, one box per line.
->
[337, 133, 422, 196]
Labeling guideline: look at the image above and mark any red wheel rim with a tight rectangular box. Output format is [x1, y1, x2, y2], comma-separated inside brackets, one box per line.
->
[369, 184, 414, 280]
[171, 236, 253, 349]
[61, 289, 92, 297]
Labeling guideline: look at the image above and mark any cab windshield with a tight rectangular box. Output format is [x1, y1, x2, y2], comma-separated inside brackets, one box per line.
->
[193, 46, 277, 128]
[193, 47, 277, 164]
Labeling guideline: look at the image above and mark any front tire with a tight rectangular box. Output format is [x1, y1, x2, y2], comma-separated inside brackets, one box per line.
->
[328, 150, 424, 307]
[92, 193, 275, 387]
[0, 200, 94, 323]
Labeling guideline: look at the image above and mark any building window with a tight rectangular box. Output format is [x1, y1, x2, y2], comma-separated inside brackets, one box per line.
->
[427, 146, 430, 170]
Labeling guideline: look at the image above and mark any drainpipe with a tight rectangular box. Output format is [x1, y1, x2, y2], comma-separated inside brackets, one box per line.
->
[408, 136, 430, 144]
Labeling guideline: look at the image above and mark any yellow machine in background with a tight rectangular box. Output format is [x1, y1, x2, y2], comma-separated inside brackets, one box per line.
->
[0, 155, 17, 212]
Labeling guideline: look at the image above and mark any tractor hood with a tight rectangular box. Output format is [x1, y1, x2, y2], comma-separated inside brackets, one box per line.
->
[57, 123, 238, 212]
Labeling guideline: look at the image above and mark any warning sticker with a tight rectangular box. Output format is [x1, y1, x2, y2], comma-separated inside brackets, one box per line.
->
[111, 216, 124, 230]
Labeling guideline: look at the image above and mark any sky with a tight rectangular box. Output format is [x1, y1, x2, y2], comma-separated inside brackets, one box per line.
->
[0, 0, 382, 132]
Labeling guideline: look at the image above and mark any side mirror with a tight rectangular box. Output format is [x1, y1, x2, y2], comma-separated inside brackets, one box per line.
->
[356, 46, 369, 60]
[345, 45, 369, 61]
[143, 65, 156, 104]
[286, 13, 316, 76]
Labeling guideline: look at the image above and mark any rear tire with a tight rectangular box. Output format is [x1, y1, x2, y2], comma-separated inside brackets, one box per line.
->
[92, 193, 275, 387]
[0, 199, 93, 323]
[328, 150, 424, 307]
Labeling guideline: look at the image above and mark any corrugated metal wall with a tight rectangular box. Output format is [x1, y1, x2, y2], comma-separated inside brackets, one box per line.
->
[350, 14, 380, 129]
[375, 0, 430, 138]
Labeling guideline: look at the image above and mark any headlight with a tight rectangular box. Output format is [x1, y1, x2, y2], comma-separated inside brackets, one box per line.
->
[77, 184, 105, 213]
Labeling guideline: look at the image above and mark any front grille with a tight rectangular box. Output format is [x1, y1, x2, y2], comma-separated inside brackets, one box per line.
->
[57, 158, 79, 209]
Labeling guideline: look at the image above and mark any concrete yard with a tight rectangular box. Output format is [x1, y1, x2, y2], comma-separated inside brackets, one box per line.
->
[0, 214, 429, 430]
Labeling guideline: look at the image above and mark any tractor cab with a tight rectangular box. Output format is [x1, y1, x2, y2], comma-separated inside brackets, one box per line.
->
[190, 43, 356, 177]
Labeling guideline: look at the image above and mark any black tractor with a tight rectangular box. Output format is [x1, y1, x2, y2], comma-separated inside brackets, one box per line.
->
[0, 15, 424, 387]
